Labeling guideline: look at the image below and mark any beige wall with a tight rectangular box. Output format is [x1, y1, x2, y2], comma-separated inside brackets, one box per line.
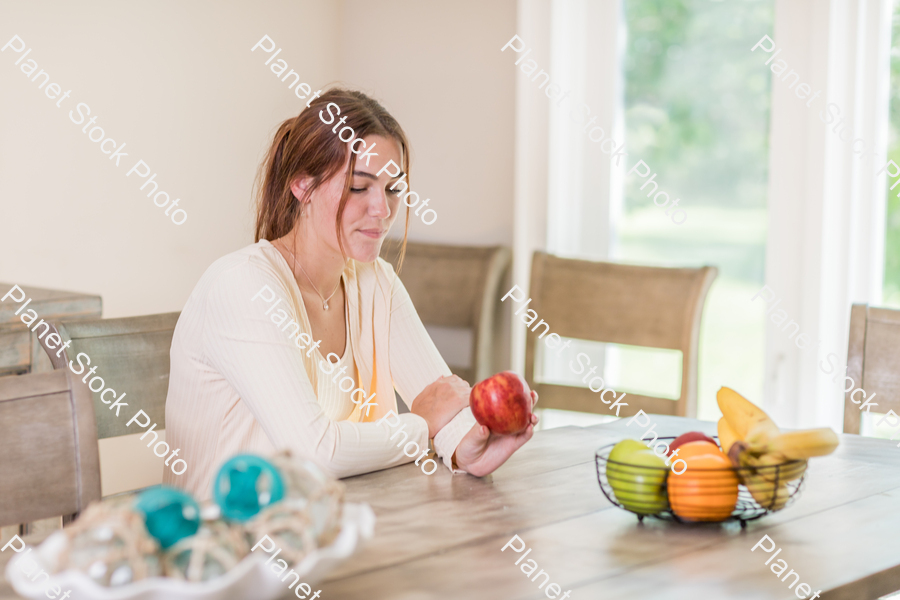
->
[339, 0, 517, 247]
[339, 0, 517, 375]
[0, 0, 516, 318]
[0, 0, 341, 318]
[1, 1, 516, 495]
[0, 0, 344, 496]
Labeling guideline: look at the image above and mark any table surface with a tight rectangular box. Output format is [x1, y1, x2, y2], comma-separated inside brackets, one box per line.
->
[2, 416, 898, 600]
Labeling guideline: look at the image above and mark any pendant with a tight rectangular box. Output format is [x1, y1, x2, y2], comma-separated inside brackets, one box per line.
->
[323, 301, 329, 310]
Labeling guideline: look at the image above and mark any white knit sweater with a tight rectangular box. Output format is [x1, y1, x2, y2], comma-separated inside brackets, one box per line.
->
[163, 240, 476, 499]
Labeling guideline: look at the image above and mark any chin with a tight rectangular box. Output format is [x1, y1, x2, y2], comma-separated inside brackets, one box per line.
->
[348, 240, 383, 263]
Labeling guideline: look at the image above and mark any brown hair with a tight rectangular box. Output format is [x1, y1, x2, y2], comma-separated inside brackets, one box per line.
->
[254, 88, 410, 269]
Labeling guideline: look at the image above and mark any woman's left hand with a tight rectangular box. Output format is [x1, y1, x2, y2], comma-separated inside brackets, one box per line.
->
[454, 391, 539, 477]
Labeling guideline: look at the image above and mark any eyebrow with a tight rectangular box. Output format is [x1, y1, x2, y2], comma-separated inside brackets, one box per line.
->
[352, 170, 406, 181]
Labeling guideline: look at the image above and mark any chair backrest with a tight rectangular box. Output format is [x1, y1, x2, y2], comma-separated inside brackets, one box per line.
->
[38, 313, 180, 439]
[0, 369, 101, 527]
[524, 252, 717, 419]
[843, 304, 900, 434]
[380, 241, 511, 384]
[0, 282, 102, 377]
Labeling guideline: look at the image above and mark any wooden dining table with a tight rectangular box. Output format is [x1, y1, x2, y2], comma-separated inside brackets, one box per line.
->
[2, 415, 899, 599]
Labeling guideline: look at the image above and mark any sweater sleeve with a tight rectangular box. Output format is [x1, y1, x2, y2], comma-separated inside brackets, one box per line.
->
[200, 257, 429, 480]
[387, 268, 478, 472]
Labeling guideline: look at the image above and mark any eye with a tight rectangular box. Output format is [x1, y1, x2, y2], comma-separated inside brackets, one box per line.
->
[350, 187, 367, 193]
[387, 187, 402, 196]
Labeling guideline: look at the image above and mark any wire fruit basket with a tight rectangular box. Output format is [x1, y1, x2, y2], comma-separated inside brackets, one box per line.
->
[594, 436, 806, 527]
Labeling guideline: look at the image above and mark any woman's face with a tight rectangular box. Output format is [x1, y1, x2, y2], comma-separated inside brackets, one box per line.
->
[293, 135, 404, 263]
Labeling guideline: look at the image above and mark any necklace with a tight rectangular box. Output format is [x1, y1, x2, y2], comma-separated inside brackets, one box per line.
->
[281, 243, 341, 311]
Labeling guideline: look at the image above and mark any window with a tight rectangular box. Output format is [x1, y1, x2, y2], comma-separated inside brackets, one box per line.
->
[883, 0, 900, 308]
[612, 0, 775, 420]
[864, 0, 900, 439]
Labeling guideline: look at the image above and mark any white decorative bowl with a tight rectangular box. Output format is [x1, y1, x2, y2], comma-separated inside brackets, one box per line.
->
[6, 503, 375, 600]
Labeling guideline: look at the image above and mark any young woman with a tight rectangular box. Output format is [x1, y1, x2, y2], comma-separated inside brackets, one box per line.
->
[163, 88, 537, 499]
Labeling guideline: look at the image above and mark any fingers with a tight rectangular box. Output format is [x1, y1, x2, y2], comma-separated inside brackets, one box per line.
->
[425, 377, 444, 392]
[464, 422, 491, 444]
[494, 426, 533, 456]
[445, 375, 472, 394]
[447, 374, 471, 388]
[531, 390, 539, 407]
[516, 425, 535, 447]
[517, 423, 535, 442]
[430, 376, 471, 411]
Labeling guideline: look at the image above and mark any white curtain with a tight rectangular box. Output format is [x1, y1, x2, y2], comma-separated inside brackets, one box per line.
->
[764, 0, 891, 429]
[511, 0, 623, 373]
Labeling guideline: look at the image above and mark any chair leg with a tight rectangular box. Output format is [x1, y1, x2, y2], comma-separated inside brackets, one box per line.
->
[18, 522, 32, 536]
[62, 513, 78, 527]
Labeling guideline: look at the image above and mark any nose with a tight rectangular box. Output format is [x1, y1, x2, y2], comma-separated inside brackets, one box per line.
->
[370, 189, 391, 220]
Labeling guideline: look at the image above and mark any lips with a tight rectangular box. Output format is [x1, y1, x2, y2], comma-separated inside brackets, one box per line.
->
[358, 228, 385, 239]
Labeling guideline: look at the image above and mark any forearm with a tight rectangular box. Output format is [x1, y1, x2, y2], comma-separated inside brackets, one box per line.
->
[384, 264, 475, 472]
[303, 413, 431, 479]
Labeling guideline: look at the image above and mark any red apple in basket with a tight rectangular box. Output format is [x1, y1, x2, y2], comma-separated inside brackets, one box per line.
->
[470, 371, 533, 435]
[668, 431, 717, 456]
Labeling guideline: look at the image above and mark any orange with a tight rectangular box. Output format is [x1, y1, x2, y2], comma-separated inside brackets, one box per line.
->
[671, 440, 720, 461]
[667, 450, 739, 522]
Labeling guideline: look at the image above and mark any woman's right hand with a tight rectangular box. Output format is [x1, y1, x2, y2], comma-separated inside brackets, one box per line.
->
[411, 375, 471, 438]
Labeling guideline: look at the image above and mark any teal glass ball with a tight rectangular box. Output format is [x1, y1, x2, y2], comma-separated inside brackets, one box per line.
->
[213, 454, 285, 522]
[134, 486, 201, 550]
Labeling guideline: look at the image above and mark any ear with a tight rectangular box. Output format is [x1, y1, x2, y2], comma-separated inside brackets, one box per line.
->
[290, 177, 312, 201]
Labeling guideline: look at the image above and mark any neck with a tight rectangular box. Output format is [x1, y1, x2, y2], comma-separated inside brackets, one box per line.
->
[279, 223, 345, 297]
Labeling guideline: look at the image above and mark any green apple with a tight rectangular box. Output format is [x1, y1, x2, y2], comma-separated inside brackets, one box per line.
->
[607, 439, 668, 514]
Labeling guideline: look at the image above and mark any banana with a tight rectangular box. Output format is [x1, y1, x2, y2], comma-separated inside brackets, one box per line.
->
[714, 387, 834, 513]
[717, 417, 740, 454]
[745, 419, 781, 447]
[742, 452, 807, 483]
[743, 472, 791, 511]
[727, 440, 749, 469]
[717, 387, 779, 440]
[750, 428, 839, 460]
[729, 443, 806, 484]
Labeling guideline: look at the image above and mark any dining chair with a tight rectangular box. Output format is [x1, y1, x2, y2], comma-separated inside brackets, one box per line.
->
[38, 312, 180, 439]
[524, 252, 717, 419]
[0, 369, 101, 529]
[843, 304, 900, 434]
[0, 282, 102, 377]
[36, 312, 180, 493]
[380, 241, 512, 385]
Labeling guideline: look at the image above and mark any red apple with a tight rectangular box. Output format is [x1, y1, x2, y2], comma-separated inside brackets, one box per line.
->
[669, 431, 717, 456]
[470, 371, 532, 435]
